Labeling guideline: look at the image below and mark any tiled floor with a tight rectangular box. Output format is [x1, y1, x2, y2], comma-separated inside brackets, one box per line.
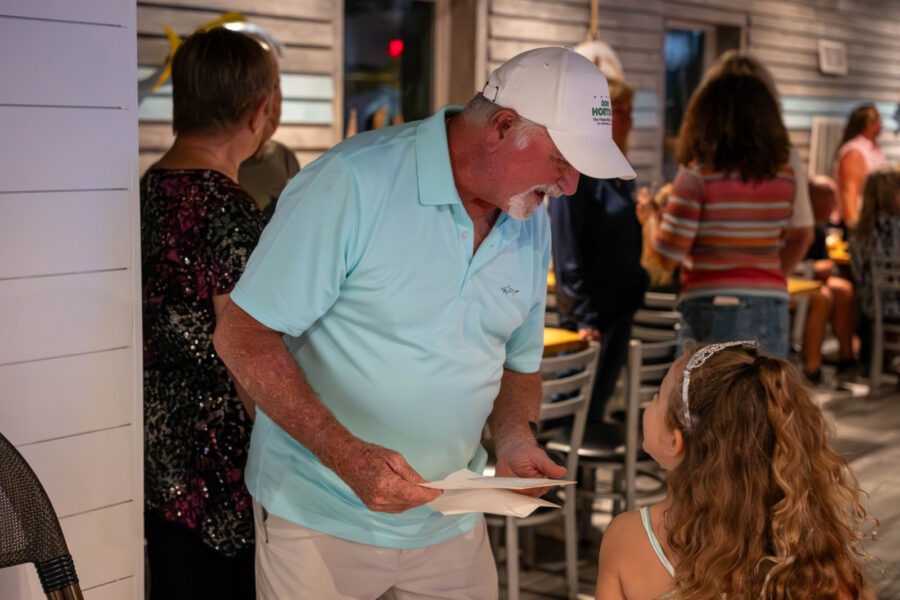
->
[495, 370, 900, 600]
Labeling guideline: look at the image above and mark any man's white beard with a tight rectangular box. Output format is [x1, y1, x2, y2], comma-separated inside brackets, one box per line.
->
[507, 184, 564, 220]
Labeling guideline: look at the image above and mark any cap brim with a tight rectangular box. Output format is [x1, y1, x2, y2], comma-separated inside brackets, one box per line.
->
[547, 129, 636, 180]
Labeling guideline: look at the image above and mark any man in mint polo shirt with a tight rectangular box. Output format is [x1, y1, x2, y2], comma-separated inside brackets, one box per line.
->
[214, 46, 635, 598]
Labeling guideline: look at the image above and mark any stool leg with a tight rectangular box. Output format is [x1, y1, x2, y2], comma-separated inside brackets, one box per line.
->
[505, 516, 520, 600]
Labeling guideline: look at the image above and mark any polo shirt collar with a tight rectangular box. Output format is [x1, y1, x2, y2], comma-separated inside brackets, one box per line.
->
[414, 106, 526, 245]
[416, 106, 462, 207]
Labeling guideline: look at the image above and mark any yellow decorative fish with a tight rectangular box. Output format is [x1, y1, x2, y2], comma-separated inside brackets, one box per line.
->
[139, 12, 255, 100]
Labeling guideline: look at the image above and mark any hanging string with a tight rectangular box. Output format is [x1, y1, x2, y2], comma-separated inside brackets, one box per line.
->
[586, 0, 600, 42]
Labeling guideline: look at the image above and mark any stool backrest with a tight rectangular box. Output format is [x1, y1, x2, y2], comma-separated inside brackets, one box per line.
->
[0, 430, 83, 599]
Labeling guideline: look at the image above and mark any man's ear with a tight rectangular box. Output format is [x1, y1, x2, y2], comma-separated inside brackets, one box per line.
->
[485, 108, 517, 151]
[249, 97, 269, 134]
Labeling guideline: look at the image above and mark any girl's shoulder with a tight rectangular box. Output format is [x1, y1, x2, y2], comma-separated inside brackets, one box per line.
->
[598, 504, 677, 600]
[603, 506, 646, 544]
[599, 508, 653, 572]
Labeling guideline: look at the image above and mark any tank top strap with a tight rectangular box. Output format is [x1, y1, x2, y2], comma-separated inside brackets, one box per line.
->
[641, 505, 676, 577]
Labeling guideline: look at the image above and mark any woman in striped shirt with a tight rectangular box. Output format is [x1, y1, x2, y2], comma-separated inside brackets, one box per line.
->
[643, 53, 813, 357]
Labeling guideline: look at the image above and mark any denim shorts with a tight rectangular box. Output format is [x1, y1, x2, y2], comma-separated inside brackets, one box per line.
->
[676, 295, 790, 358]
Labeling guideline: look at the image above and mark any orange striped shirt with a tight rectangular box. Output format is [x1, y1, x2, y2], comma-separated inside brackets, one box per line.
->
[654, 165, 795, 300]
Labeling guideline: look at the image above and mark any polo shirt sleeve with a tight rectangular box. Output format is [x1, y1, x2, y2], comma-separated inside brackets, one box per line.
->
[653, 167, 703, 263]
[231, 154, 362, 336]
[503, 210, 551, 374]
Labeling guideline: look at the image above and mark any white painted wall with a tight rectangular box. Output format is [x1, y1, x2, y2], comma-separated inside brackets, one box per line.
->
[0, 1, 144, 598]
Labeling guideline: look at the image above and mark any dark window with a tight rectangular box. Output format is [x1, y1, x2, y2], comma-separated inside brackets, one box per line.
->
[344, 0, 434, 136]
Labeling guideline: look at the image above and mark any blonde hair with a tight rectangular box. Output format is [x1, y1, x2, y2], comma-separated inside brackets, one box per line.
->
[854, 163, 900, 247]
[607, 76, 635, 107]
[662, 344, 876, 599]
[641, 183, 674, 287]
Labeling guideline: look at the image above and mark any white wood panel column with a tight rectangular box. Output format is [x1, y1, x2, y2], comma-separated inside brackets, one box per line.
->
[0, 1, 143, 598]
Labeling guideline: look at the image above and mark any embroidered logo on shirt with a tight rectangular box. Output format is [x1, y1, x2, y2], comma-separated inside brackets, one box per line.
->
[500, 285, 520, 296]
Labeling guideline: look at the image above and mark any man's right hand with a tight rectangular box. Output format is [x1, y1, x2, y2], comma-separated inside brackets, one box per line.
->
[331, 440, 442, 513]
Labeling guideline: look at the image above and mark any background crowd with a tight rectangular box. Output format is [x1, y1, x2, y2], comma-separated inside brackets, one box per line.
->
[139, 25, 895, 600]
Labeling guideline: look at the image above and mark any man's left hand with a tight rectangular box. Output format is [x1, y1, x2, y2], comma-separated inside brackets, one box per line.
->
[494, 442, 567, 498]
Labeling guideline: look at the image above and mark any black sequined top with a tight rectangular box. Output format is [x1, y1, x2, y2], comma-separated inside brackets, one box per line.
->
[140, 168, 264, 556]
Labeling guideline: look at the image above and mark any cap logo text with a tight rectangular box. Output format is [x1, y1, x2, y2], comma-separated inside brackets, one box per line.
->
[592, 98, 612, 117]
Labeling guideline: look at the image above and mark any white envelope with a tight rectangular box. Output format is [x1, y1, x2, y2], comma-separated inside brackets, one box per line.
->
[421, 469, 575, 518]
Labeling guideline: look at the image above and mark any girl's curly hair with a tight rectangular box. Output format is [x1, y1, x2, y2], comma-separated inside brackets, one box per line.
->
[662, 344, 876, 599]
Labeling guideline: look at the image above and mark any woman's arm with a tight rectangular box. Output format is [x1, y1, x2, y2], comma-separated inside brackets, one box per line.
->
[779, 225, 814, 275]
[837, 150, 867, 227]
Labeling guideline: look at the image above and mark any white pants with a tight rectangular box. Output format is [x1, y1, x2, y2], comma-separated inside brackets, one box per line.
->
[253, 501, 498, 599]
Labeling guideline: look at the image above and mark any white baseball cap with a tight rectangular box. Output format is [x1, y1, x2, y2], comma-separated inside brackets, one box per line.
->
[482, 46, 635, 180]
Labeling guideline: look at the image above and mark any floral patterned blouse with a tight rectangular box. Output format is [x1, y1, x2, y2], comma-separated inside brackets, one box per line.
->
[851, 215, 900, 322]
[141, 169, 265, 556]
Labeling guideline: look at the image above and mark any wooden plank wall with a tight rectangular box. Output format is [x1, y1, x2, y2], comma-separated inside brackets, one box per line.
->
[136, 0, 342, 173]
[0, 1, 144, 599]
[485, 0, 900, 184]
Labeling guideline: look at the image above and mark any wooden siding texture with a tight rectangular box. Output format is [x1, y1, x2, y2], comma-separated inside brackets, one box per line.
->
[485, 0, 900, 183]
[0, 1, 144, 598]
[136, 1, 343, 172]
[138, 1, 900, 180]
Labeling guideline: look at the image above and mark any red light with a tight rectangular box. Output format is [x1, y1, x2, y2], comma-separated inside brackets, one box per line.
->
[388, 39, 404, 58]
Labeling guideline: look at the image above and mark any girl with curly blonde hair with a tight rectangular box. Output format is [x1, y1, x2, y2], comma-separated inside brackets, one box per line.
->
[596, 341, 876, 599]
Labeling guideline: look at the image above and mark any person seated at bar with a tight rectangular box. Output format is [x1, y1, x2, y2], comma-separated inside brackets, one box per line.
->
[851, 164, 900, 375]
[801, 174, 857, 384]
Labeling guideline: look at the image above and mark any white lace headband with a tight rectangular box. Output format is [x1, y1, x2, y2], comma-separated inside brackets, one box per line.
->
[681, 340, 759, 430]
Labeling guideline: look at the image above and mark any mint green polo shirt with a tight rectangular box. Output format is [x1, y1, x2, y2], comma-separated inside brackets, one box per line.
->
[232, 107, 551, 549]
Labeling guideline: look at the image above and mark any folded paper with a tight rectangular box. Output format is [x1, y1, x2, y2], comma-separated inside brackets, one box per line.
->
[422, 469, 575, 517]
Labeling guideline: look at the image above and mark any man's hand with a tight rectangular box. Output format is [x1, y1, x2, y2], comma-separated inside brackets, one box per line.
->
[634, 186, 656, 226]
[494, 441, 567, 498]
[578, 327, 601, 342]
[330, 439, 442, 513]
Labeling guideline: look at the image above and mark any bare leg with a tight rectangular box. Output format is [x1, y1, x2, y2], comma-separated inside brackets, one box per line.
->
[803, 288, 833, 373]
[827, 276, 856, 361]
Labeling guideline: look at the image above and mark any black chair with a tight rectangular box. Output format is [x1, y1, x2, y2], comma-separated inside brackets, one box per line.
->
[0, 431, 83, 600]
[869, 255, 900, 388]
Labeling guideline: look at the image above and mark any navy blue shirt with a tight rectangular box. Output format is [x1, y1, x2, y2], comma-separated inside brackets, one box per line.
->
[549, 177, 649, 331]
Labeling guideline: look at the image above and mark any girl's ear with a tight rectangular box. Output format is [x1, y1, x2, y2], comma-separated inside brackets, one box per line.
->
[666, 427, 685, 459]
